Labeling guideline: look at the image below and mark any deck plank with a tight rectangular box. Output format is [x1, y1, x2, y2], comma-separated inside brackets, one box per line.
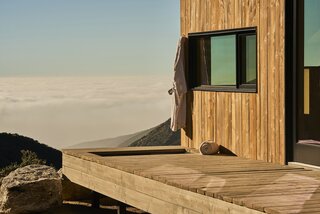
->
[63, 149, 320, 214]
[63, 153, 262, 214]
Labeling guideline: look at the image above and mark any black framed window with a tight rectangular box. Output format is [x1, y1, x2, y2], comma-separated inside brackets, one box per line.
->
[188, 27, 257, 92]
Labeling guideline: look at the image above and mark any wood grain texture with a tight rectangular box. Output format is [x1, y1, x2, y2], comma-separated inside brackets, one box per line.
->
[180, 0, 186, 36]
[63, 149, 320, 214]
[180, 0, 286, 164]
[259, 0, 269, 162]
[278, 0, 285, 164]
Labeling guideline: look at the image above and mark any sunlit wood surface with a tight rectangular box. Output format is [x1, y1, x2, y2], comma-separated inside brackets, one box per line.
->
[63, 147, 320, 214]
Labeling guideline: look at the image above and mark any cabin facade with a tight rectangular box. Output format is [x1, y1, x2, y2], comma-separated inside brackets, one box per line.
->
[180, 0, 320, 166]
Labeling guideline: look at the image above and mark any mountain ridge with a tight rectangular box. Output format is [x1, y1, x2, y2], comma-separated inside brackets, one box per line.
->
[129, 119, 180, 147]
[68, 128, 152, 149]
[69, 119, 180, 149]
[0, 133, 62, 169]
[0, 119, 180, 173]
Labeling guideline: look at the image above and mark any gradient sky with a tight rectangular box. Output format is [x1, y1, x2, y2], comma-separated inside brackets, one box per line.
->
[0, 0, 180, 76]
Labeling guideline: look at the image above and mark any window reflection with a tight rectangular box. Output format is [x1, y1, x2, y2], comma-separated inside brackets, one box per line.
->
[304, 0, 320, 67]
[211, 35, 237, 86]
[241, 35, 257, 85]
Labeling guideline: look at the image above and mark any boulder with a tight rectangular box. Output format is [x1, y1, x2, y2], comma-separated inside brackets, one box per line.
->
[59, 169, 118, 206]
[0, 164, 62, 214]
[59, 171, 93, 201]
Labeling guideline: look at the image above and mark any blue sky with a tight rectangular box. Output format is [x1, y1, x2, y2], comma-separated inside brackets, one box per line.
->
[0, 0, 180, 76]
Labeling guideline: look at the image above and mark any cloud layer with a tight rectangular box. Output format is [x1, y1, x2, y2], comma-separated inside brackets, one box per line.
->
[0, 76, 172, 148]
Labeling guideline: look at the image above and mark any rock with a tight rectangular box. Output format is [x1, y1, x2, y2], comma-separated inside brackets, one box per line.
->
[58, 169, 118, 206]
[0, 164, 62, 214]
[58, 169, 92, 201]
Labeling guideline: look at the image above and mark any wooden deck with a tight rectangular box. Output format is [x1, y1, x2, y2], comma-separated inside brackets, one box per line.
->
[62, 147, 320, 214]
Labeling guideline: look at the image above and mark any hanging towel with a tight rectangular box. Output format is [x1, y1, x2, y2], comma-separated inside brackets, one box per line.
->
[169, 37, 188, 131]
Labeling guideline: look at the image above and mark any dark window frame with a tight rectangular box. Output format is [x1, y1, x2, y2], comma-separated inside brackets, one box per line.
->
[188, 27, 258, 93]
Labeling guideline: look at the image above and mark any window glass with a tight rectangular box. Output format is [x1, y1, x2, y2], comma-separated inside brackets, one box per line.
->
[211, 35, 236, 86]
[241, 35, 257, 84]
[304, 0, 320, 67]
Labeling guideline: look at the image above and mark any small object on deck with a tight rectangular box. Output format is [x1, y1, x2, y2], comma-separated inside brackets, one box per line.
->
[199, 140, 219, 155]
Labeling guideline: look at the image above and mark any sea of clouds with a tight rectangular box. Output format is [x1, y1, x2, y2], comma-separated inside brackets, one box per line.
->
[0, 75, 172, 149]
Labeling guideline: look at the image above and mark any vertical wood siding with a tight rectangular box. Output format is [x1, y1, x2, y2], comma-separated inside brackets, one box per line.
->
[180, 0, 285, 164]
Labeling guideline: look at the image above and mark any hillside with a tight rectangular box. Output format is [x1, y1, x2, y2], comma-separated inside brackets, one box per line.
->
[70, 119, 180, 149]
[69, 129, 153, 149]
[0, 119, 180, 173]
[129, 119, 180, 147]
[0, 133, 62, 169]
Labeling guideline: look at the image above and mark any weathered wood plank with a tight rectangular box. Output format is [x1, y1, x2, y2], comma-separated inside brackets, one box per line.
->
[203, 91, 215, 142]
[198, 0, 206, 32]
[279, 0, 285, 164]
[189, 0, 197, 33]
[228, 0, 236, 29]
[249, 95, 257, 160]
[205, 0, 212, 30]
[217, 0, 225, 30]
[235, 0, 242, 27]
[242, 94, 250, 158]
[274, 0, 281, 164]
[195, 91, 202, 148]
[259, 0, 269, 162]
[268, 0, 276, 163]
[180, 0, 186, 36]
[255, 0, 262, 163]
[216, 93, 224, 147]
[265, 202, 320, 214]
[231, 93, 237, 154]
[224, 93, 230, 150]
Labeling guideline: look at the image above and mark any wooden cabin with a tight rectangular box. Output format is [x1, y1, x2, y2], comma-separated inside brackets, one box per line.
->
[62, 1, 320, 213]
[180, 0, 320, 166]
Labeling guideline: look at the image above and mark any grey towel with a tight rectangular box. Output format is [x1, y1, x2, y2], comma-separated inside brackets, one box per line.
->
[170, 37, 188, 131]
